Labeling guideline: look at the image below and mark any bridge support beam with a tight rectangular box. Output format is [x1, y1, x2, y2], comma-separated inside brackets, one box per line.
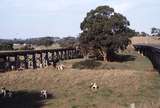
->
[32, 53, 37, 69]
[0, 48, 82, 72]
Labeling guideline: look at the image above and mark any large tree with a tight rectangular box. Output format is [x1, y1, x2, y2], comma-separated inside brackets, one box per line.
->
[79, 5, 135, 61]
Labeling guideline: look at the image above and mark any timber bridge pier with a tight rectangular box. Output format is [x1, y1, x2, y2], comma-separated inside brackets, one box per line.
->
[0, 48, 82, 71]
[134, 44, 160, 72]
[1, 45, 160, 72]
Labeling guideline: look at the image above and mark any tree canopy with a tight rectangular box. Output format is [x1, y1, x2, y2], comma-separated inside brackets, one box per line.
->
[140, 32, 148, 37]
[151, 27, 160, 36]
[79, 5, 135, 61]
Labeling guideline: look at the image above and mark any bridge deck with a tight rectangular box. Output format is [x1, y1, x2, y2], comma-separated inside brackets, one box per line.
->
[0, 48, 82, 71]
[0, 48, 75, 56]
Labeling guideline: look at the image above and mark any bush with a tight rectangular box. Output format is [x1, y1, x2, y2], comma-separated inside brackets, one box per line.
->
[72, 60, 102, 69]
[0, 44, 13, 51]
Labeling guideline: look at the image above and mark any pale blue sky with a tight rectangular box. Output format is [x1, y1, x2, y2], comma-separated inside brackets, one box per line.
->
[0, 0, 160, 39]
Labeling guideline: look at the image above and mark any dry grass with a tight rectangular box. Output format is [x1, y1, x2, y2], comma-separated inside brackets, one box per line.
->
[33, 43, 61, 50]
[131, 36, 160, 45]
[0, 51, 160, 108]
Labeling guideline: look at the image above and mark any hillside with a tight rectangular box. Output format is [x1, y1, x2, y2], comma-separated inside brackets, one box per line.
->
[1, 50, 160, 108]
[131, 36, 160, 45]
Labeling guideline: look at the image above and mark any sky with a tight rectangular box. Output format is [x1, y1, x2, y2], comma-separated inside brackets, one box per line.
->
[0, 0, 160, 39]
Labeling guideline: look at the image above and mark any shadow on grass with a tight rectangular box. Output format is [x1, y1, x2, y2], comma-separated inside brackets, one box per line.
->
[110, 53, 136, 62]
[0, 90, 54, 108]
[72, 59, 102, 69]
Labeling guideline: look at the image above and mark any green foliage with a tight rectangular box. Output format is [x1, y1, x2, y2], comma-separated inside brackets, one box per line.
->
[140, 32, 148, 36]
[79, 5, 135, 61]
[0, 37, 60, 47]
[72, 105, 79, 108]
[26, 37, 54, 46]
[151, 27, 160, 36]
[72, 60, 102, 69]
[0, 43, 13, 51]
[58, 37, 78, 48]
[135, 32, 139, 36]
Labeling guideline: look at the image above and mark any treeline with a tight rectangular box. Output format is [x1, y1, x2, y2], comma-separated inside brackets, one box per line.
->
[0, 43, 13, 51]
[135, 27, 160, 37]
[0, 37, 59, 46]
[0, 36, 79, 51]
[25, 37, 59, 46]
[24, 36, 78, 48]
[0, 39, 14, 50]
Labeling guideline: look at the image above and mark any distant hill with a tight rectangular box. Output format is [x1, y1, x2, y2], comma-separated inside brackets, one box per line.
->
[0, 36, 79, 50]
[131, 36, 160, 45]
[25, 37, 60, 46]
[0, 39, 13, 44]
[0, 37, 61, 45]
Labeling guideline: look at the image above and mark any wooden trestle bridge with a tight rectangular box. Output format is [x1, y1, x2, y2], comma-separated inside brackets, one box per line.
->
[134, 44, 160, 72]
[1, 44, 160, 72]
[0, 48, 82, 71]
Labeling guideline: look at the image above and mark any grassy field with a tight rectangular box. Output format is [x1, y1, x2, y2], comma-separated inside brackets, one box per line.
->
[0, 50, 160, 108]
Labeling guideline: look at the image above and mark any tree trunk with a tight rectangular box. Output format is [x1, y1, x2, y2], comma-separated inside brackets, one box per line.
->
[102, 51, 107, 61]
[84, 54, 89, 60]
[98, 48, 108, 61]
[83, 51, 89, 60]
[103, 56, 106, 61]
[106, 50, 112, 62]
